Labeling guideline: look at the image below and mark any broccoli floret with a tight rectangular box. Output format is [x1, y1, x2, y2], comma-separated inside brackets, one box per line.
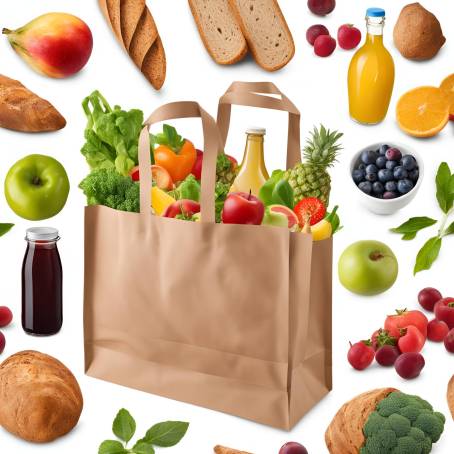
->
[79, 168, 140, 212]
[361, 391, 446, 454]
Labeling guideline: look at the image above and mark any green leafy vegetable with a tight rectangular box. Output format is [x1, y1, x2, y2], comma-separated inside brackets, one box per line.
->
[325, 206, 342, 234]
[170, 174, 200, 202]
[79, 169, 140, 212]
[99, 410, 188, 454]
[258, 170, 294, 208]
[151, 124, 184, 152]
[216, 152, 232, 175]
[215, 181, 230, 223]
[414, 237, 442, 275]
[0, 223, 14, 237]
[390, 217, 438, 239]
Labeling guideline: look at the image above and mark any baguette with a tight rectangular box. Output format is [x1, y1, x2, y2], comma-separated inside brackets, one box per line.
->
[120, 0, 145, 49]
[188, 0, 248, 65]
[141, 37, 167, 90]
[228, 0, 294, 71]
[0, 74, 66, 132]
[106, 0, 123, 42]
[214, 446, 254, 454]
[129, 8, 159, 68]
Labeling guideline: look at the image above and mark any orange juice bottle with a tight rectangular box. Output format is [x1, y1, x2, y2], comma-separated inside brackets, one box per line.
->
[230, 128, 269, 196]
[348, 8, 395, 124]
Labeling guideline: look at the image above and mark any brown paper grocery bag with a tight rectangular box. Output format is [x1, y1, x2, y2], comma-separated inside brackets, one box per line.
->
[84, 89, 332, 430]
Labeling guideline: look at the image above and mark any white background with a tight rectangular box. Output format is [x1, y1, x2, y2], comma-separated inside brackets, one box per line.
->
[0, 1, 453, 453]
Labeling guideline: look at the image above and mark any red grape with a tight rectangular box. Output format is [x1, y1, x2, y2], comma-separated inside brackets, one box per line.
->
[418, 287, 442, 311]
[444, 329, 454, 353]
[0, 331, 5, 354]
[347, 341, 375, 370]
[394, 352, 425, 379]
[427, 319, 449, 342]
[375, 345, 400, 367]
[0, 306, 13, 328]
[279, 442, 308, 454]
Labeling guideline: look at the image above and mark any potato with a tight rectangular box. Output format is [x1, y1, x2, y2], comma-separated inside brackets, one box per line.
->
[0, 350, 83, 443]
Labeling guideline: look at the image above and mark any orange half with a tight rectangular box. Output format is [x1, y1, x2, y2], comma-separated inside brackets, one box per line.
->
[396, 86, 450, 138]
[440, 74, 454, 121]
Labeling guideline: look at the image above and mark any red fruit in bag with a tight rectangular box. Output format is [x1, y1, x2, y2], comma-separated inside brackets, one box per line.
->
[191, 149, 204, 180]
[222, 192, 264, 225]
[293, 197, 326, 226]
[163, 199, 200, 219]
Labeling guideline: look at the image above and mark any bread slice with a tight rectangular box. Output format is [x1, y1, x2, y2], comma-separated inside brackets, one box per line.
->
[106, 0, 123, 42]
[141, 37, 166, 90]
[228, 0, 294, 71]
[188, 0, 248, 65]
[129, 8, 159, 68]
[120, 0, 145, 49]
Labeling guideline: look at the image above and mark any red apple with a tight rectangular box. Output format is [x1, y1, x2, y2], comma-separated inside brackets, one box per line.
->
[308, 0, 336, 16]
[163, 199, 200, 219]
[129, 165, 173, 190]
[337, 24, 362, 50]
[222, 192, 265, 225]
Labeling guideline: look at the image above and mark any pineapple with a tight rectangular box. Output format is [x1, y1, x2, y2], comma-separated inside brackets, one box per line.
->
[283, 125, 343, 207]
[216, 153, 238, 186]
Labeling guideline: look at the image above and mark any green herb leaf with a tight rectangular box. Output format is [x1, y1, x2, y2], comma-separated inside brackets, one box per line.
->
[436, 162, 454, 214]
[444, 221, 454, 236]
[272, 180, 294, 209]
[98, 440, 127, 454]
[390, 217, 438, 239]
[414, 236, 442, 275]
[112, 409, 136, 444]
[0, 223, 14, 237]
[144, 421, 189, 447]
[132, 441, 155, 454]
[325, 206, 342, 234]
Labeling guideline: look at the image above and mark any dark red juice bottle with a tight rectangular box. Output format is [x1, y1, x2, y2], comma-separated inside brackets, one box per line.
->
[22, 227, 62, 336]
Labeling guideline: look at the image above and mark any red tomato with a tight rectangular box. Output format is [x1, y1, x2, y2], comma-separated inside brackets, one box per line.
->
[398, 325, 426, 353]
[384, 309, 428, 338]
[293, 197, 326, 226]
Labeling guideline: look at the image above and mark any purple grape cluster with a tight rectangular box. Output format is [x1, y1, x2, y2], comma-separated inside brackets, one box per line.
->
[352, 144, 419, 199]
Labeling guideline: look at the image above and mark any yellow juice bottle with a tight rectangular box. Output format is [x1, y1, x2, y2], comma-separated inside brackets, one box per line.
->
[230, 128, 270, 196]
[348, 8, 395, 124]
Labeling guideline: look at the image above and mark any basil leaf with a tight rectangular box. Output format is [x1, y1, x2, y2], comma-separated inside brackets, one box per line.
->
[98, 440, 127, 454]
[272, 180, 294, 209]
[414, 236, 442, 275]
[444, 221, 454, 236]
[436, 162, 453, 213]
[390, 217, 438, 238]
[325, 206, 342, 234]
[402, 232, 417, 241]
[132, 441, 155, 454]
[144, 421, 189, 447]
[112, 409, 136, 444]
[0, 223, 14, 237]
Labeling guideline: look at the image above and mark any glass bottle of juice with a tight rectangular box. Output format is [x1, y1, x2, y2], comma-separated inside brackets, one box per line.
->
[230, 128, 269, 196]
[348, 8, 395, 124]
[22, 227, 63, 336]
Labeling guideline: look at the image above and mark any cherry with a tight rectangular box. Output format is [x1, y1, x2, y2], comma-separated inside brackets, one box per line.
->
[427, 319, 449, 342]
[418, 287, 442, 312]
[347, 341, 375, 370]
[314, 35, 336, 57]
[394, 352, 425, 379]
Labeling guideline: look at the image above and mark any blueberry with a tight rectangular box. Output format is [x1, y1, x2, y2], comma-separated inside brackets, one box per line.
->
[358, 163, 367, 171]
[385, 181, 398, 192]
[401, 155, 417, 171]
[361, 150, 378, 165]
[378, 168, 394, 183]
[366, 172, 378, 182]
[352, 169, 365, 184]
[373, 182, 384, 195]
[386, 148, 402, 161]
[358, 181, 372, 194]
[398, 179, 414, 194]
[376, 156, 387, 169]
[383, 191, 398, 199]
[366, 164, 378, 174]
[386, 160, 398, 170]
[409, 168, 419, 182]
[379, 144, 390, 155]
[394, 166, 409, 180]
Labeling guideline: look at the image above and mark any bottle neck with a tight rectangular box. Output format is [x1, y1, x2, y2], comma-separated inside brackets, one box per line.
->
[242, 134, 265, 166]
[366, 16, 385, 44]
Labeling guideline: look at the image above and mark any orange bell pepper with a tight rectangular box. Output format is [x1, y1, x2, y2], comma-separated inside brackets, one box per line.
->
[152, 125, 196, 183]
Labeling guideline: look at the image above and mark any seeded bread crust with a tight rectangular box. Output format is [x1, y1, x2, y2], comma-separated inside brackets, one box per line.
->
[228, 0, 294, 71]
[189, 0, 248, 65]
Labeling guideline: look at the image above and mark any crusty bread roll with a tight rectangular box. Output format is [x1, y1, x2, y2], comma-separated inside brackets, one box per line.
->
[325, 388, 396, 454]
[0, 350, 83, 443]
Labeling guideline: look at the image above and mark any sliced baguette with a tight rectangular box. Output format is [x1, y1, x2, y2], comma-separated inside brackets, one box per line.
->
[228, 0, 294, 71]
[141, 37, 166, 90]
[129, 8, 159, 68]
[120, 0, 145, 49]
[188, 0, 248, 65]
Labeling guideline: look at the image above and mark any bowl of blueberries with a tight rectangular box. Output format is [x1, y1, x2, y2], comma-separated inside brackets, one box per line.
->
[350, 142, 423, 215]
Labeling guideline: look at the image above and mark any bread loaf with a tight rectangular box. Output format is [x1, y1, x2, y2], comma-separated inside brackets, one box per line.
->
[0, 350, 83, 443]
[214, 446, 254, 454]
[188, 0, 248, 65]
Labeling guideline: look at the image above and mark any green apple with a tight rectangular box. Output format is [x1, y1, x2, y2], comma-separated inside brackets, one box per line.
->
[4, 154, 70, 221]
[338, 240, 398, 296]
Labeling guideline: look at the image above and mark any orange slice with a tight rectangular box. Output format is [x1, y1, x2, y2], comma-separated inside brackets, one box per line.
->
[440, 74, 454, 121]
[396, 86, 450, 138]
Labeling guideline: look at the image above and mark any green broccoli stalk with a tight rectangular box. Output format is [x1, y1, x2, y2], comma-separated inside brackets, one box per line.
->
[79, 168, 140, 213]
[361, 392, 445, 454]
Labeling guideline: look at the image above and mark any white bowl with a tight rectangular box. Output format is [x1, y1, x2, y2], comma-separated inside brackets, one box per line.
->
[350, 142, 424, 215]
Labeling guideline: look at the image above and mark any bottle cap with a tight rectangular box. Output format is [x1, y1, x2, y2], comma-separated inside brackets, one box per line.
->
[366, 7, 385, 17]
[26, 227, 59, 241]
[246, 127, 266, 135]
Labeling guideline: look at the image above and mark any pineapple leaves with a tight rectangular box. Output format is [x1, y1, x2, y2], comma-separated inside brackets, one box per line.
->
[303, 124, 343, 169]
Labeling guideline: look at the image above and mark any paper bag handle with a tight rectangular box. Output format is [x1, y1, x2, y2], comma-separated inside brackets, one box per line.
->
[139, 101, 221, 223]
[217, 81, 302, 169]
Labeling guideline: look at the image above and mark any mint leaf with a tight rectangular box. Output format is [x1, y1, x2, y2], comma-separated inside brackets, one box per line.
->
[112, 409, 136, 444]
[414, 236, 442, 275]
[144, 421, 189, 447]
[132, 441, 155, 454]
[0, 223, 14, 237]
[444, 221, 454, 236]
[390, 217, 438, 238]
[402, 232, 417, 241]
[98, 440, 127, 454]
[436, 162, 453, 213]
